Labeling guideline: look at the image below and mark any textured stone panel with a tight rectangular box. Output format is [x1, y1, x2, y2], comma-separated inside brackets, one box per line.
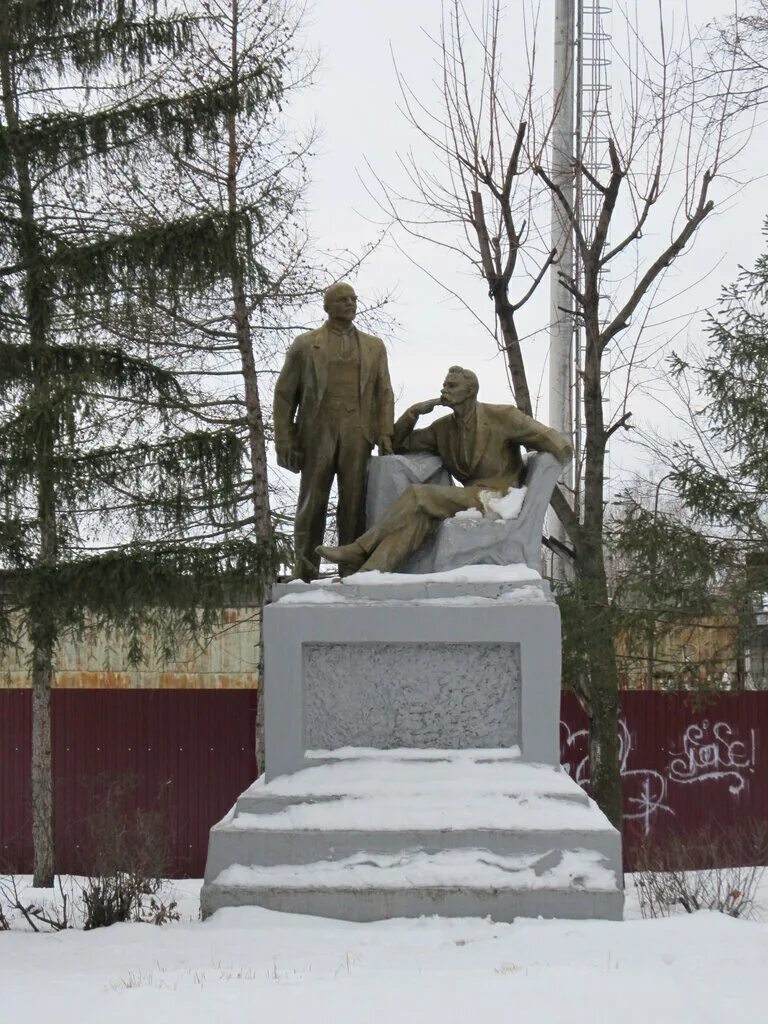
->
[303, 641, 520, 750]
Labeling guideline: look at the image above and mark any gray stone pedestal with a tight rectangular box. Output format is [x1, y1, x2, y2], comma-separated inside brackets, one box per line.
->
[201, 568, 623, 922]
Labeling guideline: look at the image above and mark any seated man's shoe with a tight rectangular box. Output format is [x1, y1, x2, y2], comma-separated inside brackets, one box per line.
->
[316, 542, 366, 572]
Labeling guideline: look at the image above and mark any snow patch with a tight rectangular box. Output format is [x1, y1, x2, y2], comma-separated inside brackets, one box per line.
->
[348, 563, 540, 585]
[3, 873, 768, 1024]
[214, 848, 617, 892]
[480, 485, 527, 520]
[453, 507, 484, 521]
[276, 589, 348, 604]
[229, 753, 605, 833]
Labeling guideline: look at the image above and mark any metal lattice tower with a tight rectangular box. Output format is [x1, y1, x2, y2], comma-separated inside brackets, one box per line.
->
[574, 0, 612, 519]
[576, 2, 612, 247]
[548, 0, 613, 568]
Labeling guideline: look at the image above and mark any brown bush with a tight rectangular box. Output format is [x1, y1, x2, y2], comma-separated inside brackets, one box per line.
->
[633, 820, 767, 919]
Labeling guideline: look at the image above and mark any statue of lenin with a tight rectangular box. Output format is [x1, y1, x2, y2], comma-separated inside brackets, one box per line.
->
[273, 283, 394, 581]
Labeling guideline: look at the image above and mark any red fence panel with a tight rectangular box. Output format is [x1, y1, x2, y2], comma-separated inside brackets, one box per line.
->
[0, 690, 32, 871]
[561, 691, 768, 868]
[1, 690, 258, 877]
[2, 688, 767, 876]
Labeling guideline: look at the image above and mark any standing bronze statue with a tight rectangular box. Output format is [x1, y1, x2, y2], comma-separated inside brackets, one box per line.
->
[317, 366, 572, 574]
[273, 282, 394, 580]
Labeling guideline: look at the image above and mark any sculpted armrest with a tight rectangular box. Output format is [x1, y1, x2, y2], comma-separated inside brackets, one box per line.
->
[514, 452, 564, 531]
[366, 450, 563, 573]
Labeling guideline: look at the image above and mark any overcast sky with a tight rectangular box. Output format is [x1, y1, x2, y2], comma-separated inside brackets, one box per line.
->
[287, 0, 766, 492]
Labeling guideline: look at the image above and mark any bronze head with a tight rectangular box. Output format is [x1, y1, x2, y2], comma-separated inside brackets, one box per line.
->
[440, 366, 479, 408]
[323, 282, 357, 324]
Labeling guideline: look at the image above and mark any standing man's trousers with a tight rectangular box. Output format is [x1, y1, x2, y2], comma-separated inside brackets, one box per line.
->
[294, 414, 372, 579]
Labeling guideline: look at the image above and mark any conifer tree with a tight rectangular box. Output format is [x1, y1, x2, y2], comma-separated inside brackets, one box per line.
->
[606, 489, 730, 690]
[669, 223, 768, 682]
[672, 220, 768, 545]
[0, 0, 287, 885]
[100, 0, 392, 770]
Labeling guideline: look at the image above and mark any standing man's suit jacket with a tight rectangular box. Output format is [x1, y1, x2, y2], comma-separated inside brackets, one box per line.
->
[394, 402, 573, 492]
[273, 324, 394, 451]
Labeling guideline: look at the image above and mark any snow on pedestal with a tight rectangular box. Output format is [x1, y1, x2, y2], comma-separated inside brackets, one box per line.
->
[200, 572, 623, 923]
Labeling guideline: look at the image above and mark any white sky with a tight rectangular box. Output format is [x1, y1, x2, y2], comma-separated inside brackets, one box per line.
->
[286, 0, 767, 494]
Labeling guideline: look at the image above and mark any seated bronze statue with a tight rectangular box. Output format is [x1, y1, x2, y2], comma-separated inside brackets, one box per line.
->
[317, 366, 572, 574]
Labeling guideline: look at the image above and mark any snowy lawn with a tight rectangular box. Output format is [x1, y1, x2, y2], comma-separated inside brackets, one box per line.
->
[2, 875, 766, 1023]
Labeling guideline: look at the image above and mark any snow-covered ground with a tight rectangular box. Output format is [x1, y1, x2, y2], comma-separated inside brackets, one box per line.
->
[2, 875, 766, 1023]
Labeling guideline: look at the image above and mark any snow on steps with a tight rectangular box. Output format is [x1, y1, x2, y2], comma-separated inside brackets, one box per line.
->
[201, 749, 624, 923]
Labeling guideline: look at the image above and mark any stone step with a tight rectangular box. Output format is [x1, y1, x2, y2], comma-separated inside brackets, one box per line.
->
[235, 751, 593, 819]
[204, 822, 622, 876]
[201, 883, 623, 923]
[234, 778, 591, 817]
[201, 751, 623, 922]
[201, 846, 623, 922]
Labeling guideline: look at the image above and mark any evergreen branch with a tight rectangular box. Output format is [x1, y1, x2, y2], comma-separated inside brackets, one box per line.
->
[0, 422, 248, 533]
[0, 66, 283, 179]
[49, 210, 260, 301]
[12, 15, 197, 76]
[19, 534, 289, 628]
[57, 429, 246, 517]
[9, 1, 155, 39]
[0, 340, 180, 398]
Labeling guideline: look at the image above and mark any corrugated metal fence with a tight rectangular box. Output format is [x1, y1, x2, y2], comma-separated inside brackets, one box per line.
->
[561, 691, 767, 864]
[2, 689, 766, 875]
[1, 690, 257, 876]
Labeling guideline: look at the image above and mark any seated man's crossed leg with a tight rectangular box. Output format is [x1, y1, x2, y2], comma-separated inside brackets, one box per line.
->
[318, 483, 482, 574]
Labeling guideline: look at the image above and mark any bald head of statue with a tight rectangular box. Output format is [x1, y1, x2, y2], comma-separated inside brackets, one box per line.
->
[323, 282, 357, 325]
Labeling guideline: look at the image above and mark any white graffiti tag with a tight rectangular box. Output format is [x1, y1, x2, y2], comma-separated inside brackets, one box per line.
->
[560, 718, 673, 835]
[667, 721, 758, 794]
[560, 720, 590, 788]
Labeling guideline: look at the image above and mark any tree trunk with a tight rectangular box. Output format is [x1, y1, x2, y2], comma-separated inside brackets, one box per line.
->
[1, 28, 58, 885]
[496, 295, 533, 415]
[579, 310, 622, 830]
[580, 543, 622, 830]
[30, 632, 55, 885]
[226, 0, 272, 774]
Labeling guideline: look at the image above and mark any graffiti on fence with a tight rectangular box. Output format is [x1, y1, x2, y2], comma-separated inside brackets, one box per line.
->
[560, 717, 673, 835]
[667, 720, 758, 795]
[560, 714, 760, 835]
[560, 715, 761, 834]
[559, 719, 590, 788]
[619, 718, 674, 836]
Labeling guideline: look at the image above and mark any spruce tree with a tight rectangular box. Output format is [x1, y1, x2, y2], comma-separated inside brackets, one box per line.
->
[672, 220, 768, 545]
[670, 221, 768, 681]
[0, 0, 287, 885]
[103, 0, 392, 769]
[607, 489, 730, 689]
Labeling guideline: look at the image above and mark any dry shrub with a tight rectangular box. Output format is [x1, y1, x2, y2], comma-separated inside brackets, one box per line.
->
[0, 874, 71, 931]
[633, 820, 768, 919]
[0, 778, 179, 931]
[78, 777, 178, 929]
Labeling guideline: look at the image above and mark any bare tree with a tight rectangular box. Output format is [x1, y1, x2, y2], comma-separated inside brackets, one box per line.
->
[708, 0, 768, 109]
[372, 0, 746, 826]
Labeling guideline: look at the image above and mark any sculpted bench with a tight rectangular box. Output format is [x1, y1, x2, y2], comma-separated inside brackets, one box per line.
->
[365, 450, 563, 573]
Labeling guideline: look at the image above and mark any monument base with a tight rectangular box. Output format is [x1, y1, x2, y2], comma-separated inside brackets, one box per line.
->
[262, 567, 563, 778]
[201, 566, 623, 922]
[200, 748, 623, 921]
